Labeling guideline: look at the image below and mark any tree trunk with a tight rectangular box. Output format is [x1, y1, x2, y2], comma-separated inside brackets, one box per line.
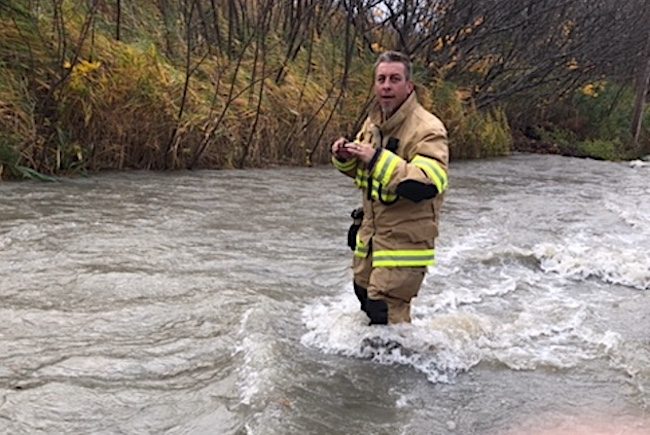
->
[115, 0, 121, 40]
[631, 28, 650, 150]
[158, 0, 179, 58]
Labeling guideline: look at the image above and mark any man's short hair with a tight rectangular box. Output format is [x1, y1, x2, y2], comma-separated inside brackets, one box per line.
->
[374, 51, 412, 81]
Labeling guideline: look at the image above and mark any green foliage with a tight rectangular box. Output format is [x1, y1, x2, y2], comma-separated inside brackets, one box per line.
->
[469, 109, 512, 157]
[0, 138, 19, 179]
[572, 83, 634, 142]
[0, 1, 29, 17]
[0, 59, 39, 179]
[15, 165, 59, 181]
[429, 80, 512, 159]
[537, 82, 649, 160]
[540, 127, 628, 160]
[576, 138, 622, 161]
[539, 128, 578, 153]
[429, 80, 464, 126]
[0, 137, 57, 181]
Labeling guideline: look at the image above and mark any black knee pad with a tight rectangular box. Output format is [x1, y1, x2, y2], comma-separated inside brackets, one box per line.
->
[353, 282, 368, 311]
[365, 299, 388, 325]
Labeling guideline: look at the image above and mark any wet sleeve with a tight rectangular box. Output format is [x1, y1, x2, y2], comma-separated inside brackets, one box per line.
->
[368, 127, 449, 202]
[331, 155, 358, 178]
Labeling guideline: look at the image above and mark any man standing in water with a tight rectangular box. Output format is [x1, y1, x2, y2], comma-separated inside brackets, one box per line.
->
[331, 51, 449, 325]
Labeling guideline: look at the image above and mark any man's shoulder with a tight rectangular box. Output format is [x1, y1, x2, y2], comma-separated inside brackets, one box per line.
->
[409, 105, 447, 134]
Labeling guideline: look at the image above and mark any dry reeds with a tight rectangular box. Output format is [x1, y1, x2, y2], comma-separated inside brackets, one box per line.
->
[0, 0, 517, 180]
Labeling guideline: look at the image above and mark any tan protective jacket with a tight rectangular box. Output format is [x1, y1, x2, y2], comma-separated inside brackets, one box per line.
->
[333, 92, 449, 267]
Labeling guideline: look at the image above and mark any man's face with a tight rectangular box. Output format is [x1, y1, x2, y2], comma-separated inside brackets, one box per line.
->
[374, 61, 414, 117]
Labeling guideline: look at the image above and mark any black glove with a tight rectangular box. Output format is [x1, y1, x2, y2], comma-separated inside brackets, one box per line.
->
[347, 222, 360, 250]
[347, 207, 364, 251]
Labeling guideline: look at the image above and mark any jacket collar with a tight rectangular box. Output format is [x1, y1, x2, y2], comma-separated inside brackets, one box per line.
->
[369, 91, 419, 134]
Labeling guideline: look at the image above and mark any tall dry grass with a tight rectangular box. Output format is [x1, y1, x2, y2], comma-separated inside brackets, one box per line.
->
[0, 1, 513, 180]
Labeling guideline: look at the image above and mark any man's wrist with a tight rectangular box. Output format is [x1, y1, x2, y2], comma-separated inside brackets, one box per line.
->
[367, 148, 381, 172]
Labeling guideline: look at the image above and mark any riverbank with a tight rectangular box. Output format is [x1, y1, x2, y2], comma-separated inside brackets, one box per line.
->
[2, 3, 648, 180]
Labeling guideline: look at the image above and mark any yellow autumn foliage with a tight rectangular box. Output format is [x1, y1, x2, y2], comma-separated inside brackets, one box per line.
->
[581, 81, 606, 98]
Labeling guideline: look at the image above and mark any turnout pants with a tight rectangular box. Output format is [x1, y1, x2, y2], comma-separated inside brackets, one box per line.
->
[352, 255, 426, 324]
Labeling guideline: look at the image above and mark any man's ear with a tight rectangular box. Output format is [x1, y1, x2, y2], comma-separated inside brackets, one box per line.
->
[407, 81, 414, 93]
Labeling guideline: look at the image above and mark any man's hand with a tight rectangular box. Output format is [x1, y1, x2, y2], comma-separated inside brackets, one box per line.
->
[345, 141, 375, 164]
[331, 137, 353, 160]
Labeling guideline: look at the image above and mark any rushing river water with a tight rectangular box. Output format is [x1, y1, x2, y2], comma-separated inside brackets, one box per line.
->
[1, 154, 649, 434]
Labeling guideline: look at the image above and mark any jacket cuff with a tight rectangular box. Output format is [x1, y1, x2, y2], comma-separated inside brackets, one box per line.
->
[367, 148, 381, 172]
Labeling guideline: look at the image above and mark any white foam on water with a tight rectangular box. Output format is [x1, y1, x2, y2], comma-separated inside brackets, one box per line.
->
[301, 290, 488, 383]
[0, 234, 9, 250]
[233, 308, 279, 406]
[422, 275, 520, 311]
[0, 222, 44, 252]
[432, 228, 498, 277]
[32, 354, 193, 380]
[628, 159, 649, 168]
[301, 276, 625, 382]
[483, 293, 623, 370]
[533, 241, 650, 291]
[605, 200, 648, 231]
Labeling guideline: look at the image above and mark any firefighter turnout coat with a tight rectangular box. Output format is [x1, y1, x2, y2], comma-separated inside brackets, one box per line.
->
[333, 92, 449, 268]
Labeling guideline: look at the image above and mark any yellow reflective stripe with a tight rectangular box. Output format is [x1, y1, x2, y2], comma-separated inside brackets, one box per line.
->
[373, 150, 403, 186]
[367, 179, 398, 201]
[370, 179, 380, 200]
[355, 165, 397, 202]
[354, 235, 369, 258]
[355, 168, 368, 188]
[372, 249, 436, 267]
[380, 189, 397, 202]
[332, 156, 357, 172]
[412, 155, 448, 192]
[354, 250, 368, 258]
